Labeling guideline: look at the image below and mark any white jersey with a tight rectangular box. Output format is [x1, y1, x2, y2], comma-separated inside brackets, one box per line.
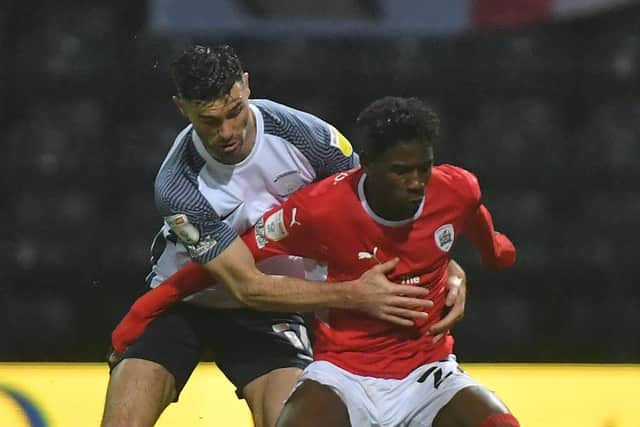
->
[148, 99, 357, 308]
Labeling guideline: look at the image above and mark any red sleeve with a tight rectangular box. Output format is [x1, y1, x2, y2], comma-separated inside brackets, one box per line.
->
[242, 193, 320, 262]
[457, 169, 515, 270]
[113, 189, 321, 353]
[111, 262, 212, 352]
[463, 204, 516, 270]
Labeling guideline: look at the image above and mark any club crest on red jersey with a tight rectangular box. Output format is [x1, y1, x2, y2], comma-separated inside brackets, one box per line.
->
[434, 224, 455, 252]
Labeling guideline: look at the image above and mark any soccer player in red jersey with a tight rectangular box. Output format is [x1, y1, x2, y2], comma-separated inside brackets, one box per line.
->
[112, 96, 517, 426]
[250, 97, 519, 427]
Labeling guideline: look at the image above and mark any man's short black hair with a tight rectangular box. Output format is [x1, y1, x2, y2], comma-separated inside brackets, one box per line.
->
[356, 97, 440, 160]
[170, 44, 244, 101]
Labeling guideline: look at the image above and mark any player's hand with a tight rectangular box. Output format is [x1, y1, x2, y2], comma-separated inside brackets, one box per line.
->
[428, 259, 467, 342]
[354, 258, 433, 327]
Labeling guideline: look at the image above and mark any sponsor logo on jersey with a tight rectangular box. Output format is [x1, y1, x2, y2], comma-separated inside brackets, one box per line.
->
[289, 208, 302, 227]
[399, 275, 421, 285]
[219, 203, 243, 222]
[265, 209, 289, 241]
[329, 125, 353, 156]
[273, 170, 305, 197]
[165, 213, 200, 244]
[185, 235, 217, 258]
[358, 246, 382, 263]
[434, 224, 455, 252]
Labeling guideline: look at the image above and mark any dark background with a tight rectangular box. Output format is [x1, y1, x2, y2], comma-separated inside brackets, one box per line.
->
[1, 1, 638, 362]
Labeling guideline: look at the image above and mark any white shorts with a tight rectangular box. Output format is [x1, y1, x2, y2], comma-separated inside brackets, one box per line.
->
[292, 355, 481, 427]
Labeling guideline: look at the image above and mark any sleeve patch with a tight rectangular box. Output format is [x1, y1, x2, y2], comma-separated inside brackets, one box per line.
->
[186, 236, 218, 258]
[254, 217, 268, 249]
[165, 213, 200, 244]
[265, 209, 289, 241]
[329, 125, 353, 157]
[254, 209, 289, 249]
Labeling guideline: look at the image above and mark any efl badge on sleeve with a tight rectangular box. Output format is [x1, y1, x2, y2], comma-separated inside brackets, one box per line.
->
[434, 224, 455, 252]
[165, 213, 200, 244]
[264, 209, 289, 241]
[329, 125, 353, 156]
[186, 236, 218, 258]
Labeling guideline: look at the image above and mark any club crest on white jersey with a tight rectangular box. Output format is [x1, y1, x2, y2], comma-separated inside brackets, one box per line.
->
[434, 224, 455, 252]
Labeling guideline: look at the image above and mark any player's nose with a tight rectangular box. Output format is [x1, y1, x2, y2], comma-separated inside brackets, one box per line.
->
[218, 120, 234, 140]
[406, 170, 424, 192]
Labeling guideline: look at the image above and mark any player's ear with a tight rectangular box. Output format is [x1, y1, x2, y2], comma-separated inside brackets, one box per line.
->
[242, 73, 251, 97]
[173, 96, 188, 118]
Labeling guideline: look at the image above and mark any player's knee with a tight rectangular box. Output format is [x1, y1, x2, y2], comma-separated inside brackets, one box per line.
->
[478, 413, 520, 427]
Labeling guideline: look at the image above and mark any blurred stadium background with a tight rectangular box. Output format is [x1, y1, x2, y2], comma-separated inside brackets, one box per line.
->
[2, 0, 639, 425]
[1, 0, 639, 405]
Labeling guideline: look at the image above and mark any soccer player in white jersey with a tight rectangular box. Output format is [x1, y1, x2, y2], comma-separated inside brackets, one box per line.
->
[100, 45, 468, 427]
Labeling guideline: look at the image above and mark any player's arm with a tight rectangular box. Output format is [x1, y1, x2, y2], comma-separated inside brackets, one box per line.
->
[112, 190, 432, 352]
[203, 191, 429, 314]
[112, 238, 432, 352]
[464, 204, 515, 270]
[204, 236, 427, 314]
[459, 170, 516, 270]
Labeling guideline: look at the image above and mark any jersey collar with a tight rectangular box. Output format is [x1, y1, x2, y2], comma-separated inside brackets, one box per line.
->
[357, 172, 425, 227]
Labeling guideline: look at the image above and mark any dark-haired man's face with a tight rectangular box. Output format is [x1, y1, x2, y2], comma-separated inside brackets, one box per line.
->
[365, 141, 433, 220]
[175, 75, 253, 164]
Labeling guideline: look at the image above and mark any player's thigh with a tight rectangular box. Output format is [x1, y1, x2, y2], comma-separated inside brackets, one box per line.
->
[242, 366, 303, 427]
[109, 304, 203, 401]
[433, 385, 510, 427]
[276, 380, 351, 427]
[102, 358, 176, 427]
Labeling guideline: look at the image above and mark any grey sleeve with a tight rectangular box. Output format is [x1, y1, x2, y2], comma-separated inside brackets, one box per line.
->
[260, 101, 359, 179]
[155, 172, 238, 264]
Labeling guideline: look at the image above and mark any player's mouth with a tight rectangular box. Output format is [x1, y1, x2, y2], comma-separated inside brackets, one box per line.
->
[221, 138, 242, 153]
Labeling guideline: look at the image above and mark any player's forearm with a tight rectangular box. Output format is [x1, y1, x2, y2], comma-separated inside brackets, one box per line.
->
[231, 272, 358, 312]
[465, 204, 516, 270]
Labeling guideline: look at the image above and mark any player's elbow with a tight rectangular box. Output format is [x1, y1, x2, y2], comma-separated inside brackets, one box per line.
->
[482, 245, 516, 270]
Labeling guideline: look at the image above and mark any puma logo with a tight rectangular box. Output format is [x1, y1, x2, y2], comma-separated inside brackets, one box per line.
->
[358, 246, 381, 263]
[289, 208, 302, 227]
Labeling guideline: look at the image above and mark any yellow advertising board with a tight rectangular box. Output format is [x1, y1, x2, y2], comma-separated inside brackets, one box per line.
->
[0, 363, 638, 427]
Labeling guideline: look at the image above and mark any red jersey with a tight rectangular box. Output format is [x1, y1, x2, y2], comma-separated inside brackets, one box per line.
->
[243, 164, 515, 378]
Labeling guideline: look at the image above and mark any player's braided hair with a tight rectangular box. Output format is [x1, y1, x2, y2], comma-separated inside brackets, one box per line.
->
[356, 97, 440, 159]
[170, 44, 244, 101]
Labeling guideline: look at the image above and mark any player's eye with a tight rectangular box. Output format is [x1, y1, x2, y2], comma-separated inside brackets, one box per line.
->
[390, 165, 411, 175]
[226, 106, 243, 119]
[201, 118, 222, 128]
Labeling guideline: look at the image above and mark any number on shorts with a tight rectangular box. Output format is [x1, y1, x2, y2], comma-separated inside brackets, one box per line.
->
[417, 366, 461, 389]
